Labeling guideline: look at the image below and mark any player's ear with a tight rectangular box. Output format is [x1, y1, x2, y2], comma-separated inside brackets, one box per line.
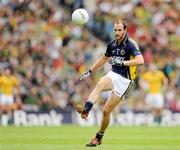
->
[122, 20, 127, 30]
[124, 25, 127, 30]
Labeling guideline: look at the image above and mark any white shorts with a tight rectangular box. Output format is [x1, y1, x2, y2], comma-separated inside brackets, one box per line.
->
[145, 93, 164, 109]
[0, 94, 14, 105]
[107, 71, 134, 98]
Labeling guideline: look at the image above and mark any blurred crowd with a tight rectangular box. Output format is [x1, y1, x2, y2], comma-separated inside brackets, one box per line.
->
[0, 0, 180, 115]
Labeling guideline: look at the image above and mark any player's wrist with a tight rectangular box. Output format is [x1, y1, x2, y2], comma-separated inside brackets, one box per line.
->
[123, 61, 127, 66]
[117, 60, 125, 66]
[80, 69, 92, 80]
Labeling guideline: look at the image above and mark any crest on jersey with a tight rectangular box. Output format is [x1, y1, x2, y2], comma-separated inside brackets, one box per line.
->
[121, 49, 125, 55]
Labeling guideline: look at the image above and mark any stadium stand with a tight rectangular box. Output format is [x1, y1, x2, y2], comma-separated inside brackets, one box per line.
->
[0, 0, 179, 125]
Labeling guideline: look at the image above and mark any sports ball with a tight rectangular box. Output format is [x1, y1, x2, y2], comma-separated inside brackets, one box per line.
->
[72, 8, 89, 25]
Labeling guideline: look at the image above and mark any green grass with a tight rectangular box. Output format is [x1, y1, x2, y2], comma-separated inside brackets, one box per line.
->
[0, 125, 180, 150]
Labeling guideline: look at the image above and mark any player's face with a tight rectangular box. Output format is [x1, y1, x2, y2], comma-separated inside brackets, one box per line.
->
[4, 68, 11, 75]
[114, 23, 125, 40]
[149, 63, 157, 72]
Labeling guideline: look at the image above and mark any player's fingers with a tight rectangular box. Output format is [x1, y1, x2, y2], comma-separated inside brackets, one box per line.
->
[108, 60, 114, 65]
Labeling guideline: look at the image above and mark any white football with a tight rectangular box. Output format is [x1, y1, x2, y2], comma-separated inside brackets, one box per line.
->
[72, 8, 89, 25]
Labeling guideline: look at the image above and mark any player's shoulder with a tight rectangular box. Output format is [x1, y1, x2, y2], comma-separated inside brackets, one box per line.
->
[127, 37, 139, 49]
[107, 39, 117, 48]
[142, 72, 150, 77]
[156, 70, 165, 76]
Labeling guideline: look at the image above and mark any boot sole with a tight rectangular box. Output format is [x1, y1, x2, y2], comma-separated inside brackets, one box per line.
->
[86, 144, 97, 147]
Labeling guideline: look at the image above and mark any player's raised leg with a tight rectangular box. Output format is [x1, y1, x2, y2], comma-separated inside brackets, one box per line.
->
[86, 92, 122, 146]
[76, 75, 113, 119]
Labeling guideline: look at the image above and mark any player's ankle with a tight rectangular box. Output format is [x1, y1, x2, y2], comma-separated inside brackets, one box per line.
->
[95, 131, 104, 140]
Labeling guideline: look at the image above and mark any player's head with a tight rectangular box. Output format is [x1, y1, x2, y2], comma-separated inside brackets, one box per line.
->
[149, 63, 157, 72]
[114, 20, 127, 41]
[3, 67, 12, 76]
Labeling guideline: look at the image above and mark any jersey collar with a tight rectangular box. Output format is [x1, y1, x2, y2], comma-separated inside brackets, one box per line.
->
[116, 33, 128, 46]
[122, 33, 128, 46]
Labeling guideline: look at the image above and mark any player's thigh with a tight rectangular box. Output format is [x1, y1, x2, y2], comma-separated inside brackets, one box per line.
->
[103, 92, 122, 113]
[96, 75, 113, 91]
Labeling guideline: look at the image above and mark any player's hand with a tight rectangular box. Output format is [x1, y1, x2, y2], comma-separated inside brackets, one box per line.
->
[80, 70, 92, 80]
[108, 58, 124, 66]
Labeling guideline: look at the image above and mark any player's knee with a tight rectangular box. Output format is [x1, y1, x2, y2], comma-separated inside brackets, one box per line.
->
[103, 107, 111, 117]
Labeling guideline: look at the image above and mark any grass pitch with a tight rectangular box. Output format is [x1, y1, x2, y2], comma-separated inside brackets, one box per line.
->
[0, 125, 180, 150]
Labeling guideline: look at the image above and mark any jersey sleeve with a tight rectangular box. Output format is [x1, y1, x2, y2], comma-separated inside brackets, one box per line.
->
[129, 38, 141, 56]
[104, 44, 111, 57]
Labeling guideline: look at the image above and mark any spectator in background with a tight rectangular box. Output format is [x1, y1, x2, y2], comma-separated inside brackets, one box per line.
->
[0, 66, 19, 124]
[139, 63, 168, 124]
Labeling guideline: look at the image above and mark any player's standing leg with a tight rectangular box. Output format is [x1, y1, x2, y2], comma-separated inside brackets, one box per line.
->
[86, 92, 122, 147]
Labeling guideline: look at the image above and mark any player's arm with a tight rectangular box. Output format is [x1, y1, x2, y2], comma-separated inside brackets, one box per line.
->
[12, 76, 20, 94]
[125, 38, 144, 66]
[80, 55, 109, 80]
[90, 55, 109, 73]
[80, 43, 111, 80]
[163, 74, 168, 86]
[161, 72, 168, 92]
[139, 73, 149, 92]
[124, 54, 144, 66]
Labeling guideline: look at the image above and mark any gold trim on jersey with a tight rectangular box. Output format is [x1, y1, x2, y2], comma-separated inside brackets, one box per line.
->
[129, 55, 137, 80]
[128, 38, 139, 80]
[129, 38, 140, 51]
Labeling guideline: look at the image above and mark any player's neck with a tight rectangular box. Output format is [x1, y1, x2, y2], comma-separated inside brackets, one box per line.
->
[117, 33, 126, 44]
